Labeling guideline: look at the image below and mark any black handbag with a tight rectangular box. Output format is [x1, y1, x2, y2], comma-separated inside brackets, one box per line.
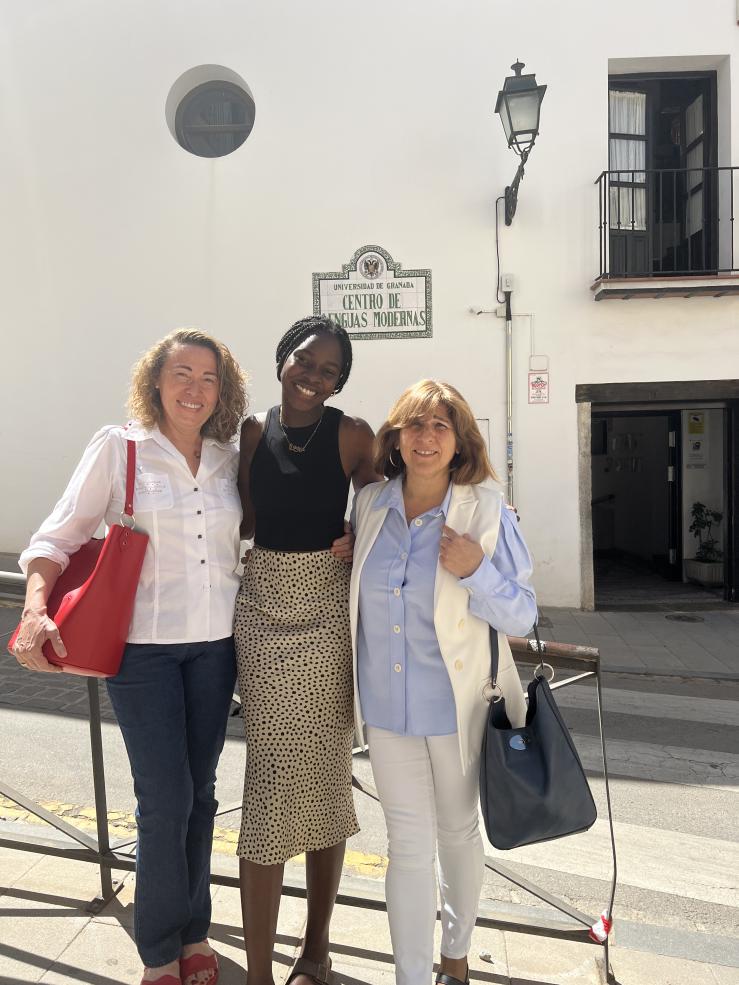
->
[479, 624, 597, 850]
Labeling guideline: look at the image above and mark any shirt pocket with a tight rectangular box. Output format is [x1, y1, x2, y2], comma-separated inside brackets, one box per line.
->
[133, 473, 174, 512]
[217, 475, 242, 511]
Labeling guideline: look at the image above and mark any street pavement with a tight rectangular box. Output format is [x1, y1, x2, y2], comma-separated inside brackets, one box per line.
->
[1, 598, 738, 983]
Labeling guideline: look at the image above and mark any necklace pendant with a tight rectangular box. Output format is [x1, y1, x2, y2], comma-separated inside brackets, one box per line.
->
[287, 441, 305, 453]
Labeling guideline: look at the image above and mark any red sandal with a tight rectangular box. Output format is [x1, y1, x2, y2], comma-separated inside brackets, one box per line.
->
[180, 950, 219, 985]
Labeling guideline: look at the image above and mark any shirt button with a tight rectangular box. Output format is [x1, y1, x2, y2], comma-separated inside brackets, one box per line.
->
[393, 587, 401, 597]
[194, 487, 199, 492]
[458, 618, 466, 630]
[414, 518, 423, 526]
[400, 552, 408, 560]
[393, 625, 401, 634]
[197, 510, 202, 515]
[198, 534, 203, 539]
[200, 560, 206, 565]
[394, 663, 402, 673]
[454, 659, 464, 671]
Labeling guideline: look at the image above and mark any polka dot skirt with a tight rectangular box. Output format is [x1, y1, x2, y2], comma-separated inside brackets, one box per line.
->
[234, 546, 359, 864]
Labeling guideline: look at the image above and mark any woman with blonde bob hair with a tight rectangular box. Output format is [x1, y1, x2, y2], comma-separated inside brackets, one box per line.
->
[350, 380, 536, 985]
[14, 328, 247, 985]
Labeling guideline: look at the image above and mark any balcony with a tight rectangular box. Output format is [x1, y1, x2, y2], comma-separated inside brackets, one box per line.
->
[592, 166, 739, 300]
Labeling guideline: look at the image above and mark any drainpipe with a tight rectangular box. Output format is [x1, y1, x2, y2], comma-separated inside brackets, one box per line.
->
[504, 289, 514, 506]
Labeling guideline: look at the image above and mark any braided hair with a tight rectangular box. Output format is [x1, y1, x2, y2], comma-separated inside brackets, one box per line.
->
[275, 315, 353, 394]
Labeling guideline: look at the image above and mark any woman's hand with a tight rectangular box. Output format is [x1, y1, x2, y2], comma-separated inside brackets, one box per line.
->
[331, 521, 355, 562]
[13, 608, 67, 673]
[439, 525, 484, 579]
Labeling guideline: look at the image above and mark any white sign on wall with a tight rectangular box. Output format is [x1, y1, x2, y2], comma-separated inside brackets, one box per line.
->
[313, 245, 432, 340]
[686, 411, 709, 469]
[528, 371, 549, 404]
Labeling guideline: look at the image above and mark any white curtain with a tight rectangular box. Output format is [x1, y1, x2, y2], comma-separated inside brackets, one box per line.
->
[609, 186, 647, 231]
[609, 90, 646, 135]
[609, 90, 647, 230]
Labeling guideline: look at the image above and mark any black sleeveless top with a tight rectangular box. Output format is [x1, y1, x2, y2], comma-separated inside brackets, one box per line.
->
[250, 405, 351, 551]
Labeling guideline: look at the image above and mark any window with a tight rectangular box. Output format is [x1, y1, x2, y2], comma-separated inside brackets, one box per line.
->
[174, 81, 255, 158]
[606, 72, 717, 276]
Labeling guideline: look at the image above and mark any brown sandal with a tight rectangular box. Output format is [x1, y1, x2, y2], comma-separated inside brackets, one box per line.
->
[435, 968, 470, 985]
[285, 956, 333, 985]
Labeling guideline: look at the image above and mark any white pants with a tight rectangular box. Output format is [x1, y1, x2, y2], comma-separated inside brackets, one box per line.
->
[367, 726, 484, 985]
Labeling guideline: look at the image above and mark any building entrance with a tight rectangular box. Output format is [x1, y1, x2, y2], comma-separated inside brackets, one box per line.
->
[577, 381, 739, 609]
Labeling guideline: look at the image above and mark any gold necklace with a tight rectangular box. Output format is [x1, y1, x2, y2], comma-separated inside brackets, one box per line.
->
[278, 406, 324, 453]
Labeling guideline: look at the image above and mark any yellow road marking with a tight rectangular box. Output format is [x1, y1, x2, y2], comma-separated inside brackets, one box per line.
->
[0, 797, 388, 875]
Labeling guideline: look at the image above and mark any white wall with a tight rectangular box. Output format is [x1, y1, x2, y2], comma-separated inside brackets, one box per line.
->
[2, 0, 739, 605]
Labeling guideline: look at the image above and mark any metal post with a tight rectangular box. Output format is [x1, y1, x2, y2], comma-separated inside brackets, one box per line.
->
[86, 677, 119, 912]
[504, 290, 514, 506]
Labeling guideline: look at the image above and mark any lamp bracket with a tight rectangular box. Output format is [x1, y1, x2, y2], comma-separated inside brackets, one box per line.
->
[504, 147, 530, 225]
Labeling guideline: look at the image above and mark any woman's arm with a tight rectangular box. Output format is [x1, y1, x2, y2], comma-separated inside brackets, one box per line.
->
[440, 508, 537, 637]
[237, 416, 264, 539]
[13, 558, 67, 672]
[340, 415, 382, 491]
[14, 426, 121, 672]
[332, 415, 382, 560]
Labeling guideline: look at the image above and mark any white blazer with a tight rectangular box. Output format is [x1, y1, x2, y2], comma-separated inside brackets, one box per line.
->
[350, 480, 527, 774]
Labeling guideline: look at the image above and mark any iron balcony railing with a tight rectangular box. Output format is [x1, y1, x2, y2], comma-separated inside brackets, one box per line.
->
[596, 166, 738, 279]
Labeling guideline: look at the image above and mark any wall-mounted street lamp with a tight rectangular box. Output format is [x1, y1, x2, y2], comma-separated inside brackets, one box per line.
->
[494, 60, 547, 225]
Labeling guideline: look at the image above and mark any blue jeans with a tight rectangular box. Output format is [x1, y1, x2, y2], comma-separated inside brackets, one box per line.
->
[106, 637, 236, 967]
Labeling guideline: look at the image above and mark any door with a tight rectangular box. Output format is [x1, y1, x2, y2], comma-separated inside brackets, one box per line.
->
[665, 411, 682, 580]
[726, 403, 739, 602]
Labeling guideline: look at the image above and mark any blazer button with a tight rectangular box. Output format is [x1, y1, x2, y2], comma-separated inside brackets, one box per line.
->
[454, 659, 464, 671]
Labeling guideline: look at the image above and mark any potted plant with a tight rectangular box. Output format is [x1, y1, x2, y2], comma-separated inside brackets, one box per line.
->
[684, 501, 724, 586]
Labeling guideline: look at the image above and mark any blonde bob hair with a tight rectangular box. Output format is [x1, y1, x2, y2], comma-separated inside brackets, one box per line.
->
[128, 328, 247, 442]
[374, 379, 498, 485]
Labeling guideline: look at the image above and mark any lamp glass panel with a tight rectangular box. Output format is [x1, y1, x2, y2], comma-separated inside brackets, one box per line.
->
[499, 102, 513, 142]
[506, 90, 541, 135]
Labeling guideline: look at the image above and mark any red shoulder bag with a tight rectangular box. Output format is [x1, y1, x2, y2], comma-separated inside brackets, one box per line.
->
[8, 439, 150, 677]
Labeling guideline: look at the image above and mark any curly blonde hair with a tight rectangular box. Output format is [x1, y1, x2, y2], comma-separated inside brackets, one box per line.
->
[128, 328, 247, 441]
[374, 379, 498, 485]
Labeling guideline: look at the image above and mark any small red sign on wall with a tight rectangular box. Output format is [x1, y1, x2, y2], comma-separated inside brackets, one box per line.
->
[528, 371, 549, 404]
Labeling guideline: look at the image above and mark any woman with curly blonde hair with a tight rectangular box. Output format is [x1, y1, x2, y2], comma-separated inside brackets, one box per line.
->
[13, 328, 247, 985]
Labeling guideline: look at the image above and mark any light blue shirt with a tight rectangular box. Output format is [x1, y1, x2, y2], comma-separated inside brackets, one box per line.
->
[355, 477, 536, 737]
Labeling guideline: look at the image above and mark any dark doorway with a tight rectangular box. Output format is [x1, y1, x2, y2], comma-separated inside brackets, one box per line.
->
[592, 412, 684, 605]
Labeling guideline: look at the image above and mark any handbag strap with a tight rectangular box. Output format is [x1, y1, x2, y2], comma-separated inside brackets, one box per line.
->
[123, 439, 136, 521]
[489, 616, 543, 688]
[489, 624, 500, 687]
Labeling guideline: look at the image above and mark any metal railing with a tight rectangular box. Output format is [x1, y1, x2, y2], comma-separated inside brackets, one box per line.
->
[0, 592, 618, 978]
[595, 166, 738, 279]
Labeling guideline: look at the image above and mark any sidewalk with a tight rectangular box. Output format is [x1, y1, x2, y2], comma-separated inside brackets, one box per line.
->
[3, 840, 736, 985]
[538, 605, 739, 679]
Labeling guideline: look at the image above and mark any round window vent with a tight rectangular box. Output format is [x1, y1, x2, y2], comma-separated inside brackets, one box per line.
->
[166, 66, 255, 158]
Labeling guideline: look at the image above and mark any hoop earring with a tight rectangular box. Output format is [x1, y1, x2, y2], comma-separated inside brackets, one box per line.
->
[389, 448, 403, 470]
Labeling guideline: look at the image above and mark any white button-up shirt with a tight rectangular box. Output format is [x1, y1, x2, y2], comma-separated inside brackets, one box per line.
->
[19, 422, 242, 644]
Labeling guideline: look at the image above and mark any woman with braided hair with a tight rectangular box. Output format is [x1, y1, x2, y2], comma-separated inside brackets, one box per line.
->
[234, 315, 378, 985]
